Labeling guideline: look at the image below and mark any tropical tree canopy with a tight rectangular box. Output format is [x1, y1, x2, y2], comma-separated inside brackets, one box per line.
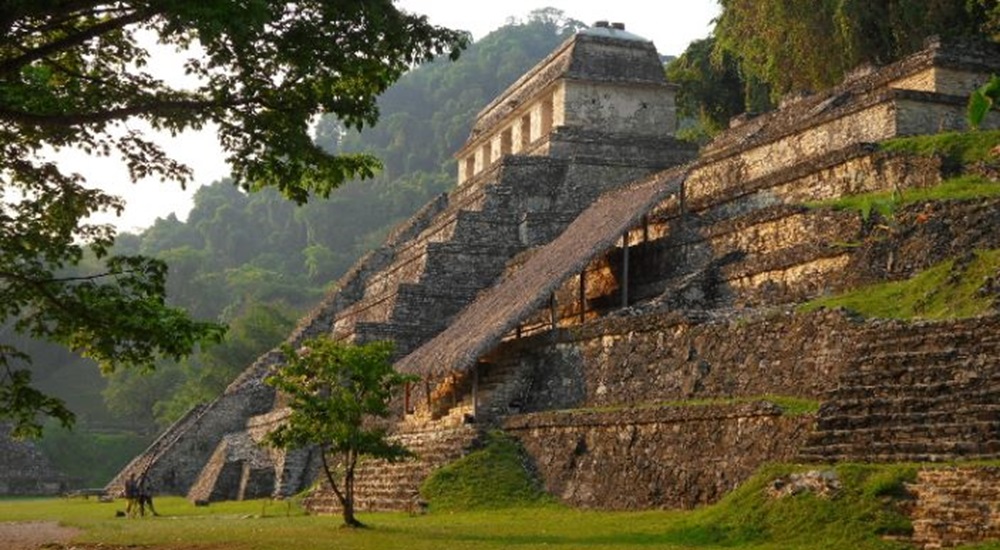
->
[713, 0, 993, 99]
[0, 0, 466, 437]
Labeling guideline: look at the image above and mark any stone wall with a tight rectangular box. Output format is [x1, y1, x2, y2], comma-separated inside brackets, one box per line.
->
[0, 424, 68, 495]
[910, 467, 1000, 549]
[504, 402, 811, 509]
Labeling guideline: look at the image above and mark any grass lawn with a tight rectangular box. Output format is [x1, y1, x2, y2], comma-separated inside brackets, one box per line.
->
[0, 463, 943, 550]
[0, 497, 699, 550]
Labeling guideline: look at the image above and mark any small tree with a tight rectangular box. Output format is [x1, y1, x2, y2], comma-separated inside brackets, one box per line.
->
[265, 337, 414, 527]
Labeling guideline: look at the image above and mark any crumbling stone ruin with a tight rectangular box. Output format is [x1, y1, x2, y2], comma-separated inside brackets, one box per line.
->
[0, 423, 69, 495]
[111, 23, 1000, 548]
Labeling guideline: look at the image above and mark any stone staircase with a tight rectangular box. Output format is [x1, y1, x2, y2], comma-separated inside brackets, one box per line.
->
[301, 356, 530, 513]
[329, 167, 525, 358]
[302, 418, 481, 514]
[799, 320, 1000, 463]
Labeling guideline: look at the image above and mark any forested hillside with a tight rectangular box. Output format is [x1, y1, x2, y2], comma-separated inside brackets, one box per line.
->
[26, 9, 586, 486]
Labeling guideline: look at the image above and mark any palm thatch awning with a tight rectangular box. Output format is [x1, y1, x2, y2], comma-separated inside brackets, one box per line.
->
[395, 165, 689, 379]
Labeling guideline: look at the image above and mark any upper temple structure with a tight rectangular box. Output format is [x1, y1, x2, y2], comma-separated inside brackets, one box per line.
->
[108, 23, 1000, 549]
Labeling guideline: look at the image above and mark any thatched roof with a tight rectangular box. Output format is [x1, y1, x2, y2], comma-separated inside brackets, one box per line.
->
[395, 165, 689, 379]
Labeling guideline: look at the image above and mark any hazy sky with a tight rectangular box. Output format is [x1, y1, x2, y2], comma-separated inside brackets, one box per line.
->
[76, 1, 720, 232]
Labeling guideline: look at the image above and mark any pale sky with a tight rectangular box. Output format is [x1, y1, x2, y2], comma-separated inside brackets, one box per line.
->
[76, 1, 720, 233]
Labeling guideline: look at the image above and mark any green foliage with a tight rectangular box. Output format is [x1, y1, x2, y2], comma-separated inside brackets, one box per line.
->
[969, 75, 1000, 130]
[265, 337, 415, 527]
[800, 250, 1000, 320]
[36, 422, 151, 487]
[713, 0, 991, 100]
[420, 432, 550, 511]
[666, 37, 748, 141]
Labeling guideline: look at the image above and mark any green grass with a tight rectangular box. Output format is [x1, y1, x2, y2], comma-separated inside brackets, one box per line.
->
[880, 130, 1000, 166]
[664, 463, 918, 550]
[0, 461, 927, 549]
[800, 249, 1000, 320]
[420, 431, 552, 511]
[807, 175, 1000, 220]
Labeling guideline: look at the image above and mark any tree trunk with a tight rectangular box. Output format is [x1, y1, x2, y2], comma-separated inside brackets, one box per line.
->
[341, 451, 363, 528]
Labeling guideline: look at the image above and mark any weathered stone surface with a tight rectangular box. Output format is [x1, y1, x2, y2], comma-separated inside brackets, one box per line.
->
[0, 424, 69, 495]
[505, 403, 812, 509]
[910, 467, 1000, 549]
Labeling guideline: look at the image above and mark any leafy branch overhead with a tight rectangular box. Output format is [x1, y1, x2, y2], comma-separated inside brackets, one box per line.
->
[0, 1, 467, 436]
[0, 1, 468, 202]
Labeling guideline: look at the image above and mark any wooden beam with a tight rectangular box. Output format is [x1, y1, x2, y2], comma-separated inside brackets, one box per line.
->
[621, 232, 630, 308]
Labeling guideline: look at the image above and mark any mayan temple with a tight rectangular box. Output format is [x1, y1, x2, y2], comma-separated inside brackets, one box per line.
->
[109, 22, 1000, 548]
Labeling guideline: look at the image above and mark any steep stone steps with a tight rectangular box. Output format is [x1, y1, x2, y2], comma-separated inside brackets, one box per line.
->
[421, 242, 522, 282]
[798, 316, 1000, 465]
[813, 410, 1000, 432]
[851, 324, 999, 356]
[302, 423, 480, 514]
[822, 379, 1000, 404]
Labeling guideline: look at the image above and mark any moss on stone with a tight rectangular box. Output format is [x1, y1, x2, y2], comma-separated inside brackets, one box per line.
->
[880, 130, 1000, 165]
[800, 249, 1000, 320]
[807, 175, 1000, 221]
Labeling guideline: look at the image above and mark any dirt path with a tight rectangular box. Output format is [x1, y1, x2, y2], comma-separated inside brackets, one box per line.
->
[0, 521, 80, 549]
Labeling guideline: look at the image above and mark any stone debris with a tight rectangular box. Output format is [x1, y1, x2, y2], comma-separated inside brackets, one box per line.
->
[767, 470, 841, 499]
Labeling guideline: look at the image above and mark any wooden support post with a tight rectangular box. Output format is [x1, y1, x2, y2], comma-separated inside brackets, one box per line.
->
[579, 271, 586, 324]
[472, 364, 479, 420]
[679, 179, 688, 260]
[549, 293, 557, 331]
[621, 232, 630, 308]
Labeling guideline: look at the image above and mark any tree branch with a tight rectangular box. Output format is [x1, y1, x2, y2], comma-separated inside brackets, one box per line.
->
[0, 97, 238, 128]
[0, 8, 152, 76]
[0, 268, 147, 285]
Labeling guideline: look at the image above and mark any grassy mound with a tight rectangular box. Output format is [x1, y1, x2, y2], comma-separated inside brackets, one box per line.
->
[800, 249, 1000, 320]
[420, 431, 550, 511]
[665, 463, 918, 549]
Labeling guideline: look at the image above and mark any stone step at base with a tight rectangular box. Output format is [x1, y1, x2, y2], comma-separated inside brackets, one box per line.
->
[814, 407, 1000, 430]
[799, 438, 1000, 463]
[797, 451, 1000, 464]
[808, 419, 1000, 440]
[824, 380, 1000, 402]
[303, 424, 481, 514]
[853, 328, 997, 355]
[836, 368, 997, 391]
